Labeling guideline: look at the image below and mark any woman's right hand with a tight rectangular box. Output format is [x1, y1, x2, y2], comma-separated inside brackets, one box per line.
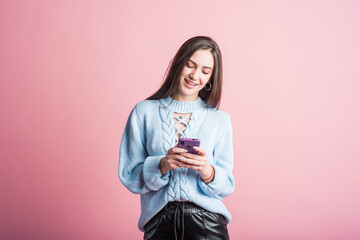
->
[159, 146, 188, 176]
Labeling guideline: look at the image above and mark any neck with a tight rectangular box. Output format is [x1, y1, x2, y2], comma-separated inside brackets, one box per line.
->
[160, 96, 205, 113]
[171, 94, 199, 102]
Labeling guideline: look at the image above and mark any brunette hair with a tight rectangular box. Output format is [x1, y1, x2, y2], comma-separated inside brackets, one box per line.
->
[147, 36, 223, 108]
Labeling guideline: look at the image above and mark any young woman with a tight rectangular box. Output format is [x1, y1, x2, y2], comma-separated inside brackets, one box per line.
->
[119, 36, 235, 240]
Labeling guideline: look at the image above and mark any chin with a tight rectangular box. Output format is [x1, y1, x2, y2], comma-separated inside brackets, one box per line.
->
[181, 87, 197, 95]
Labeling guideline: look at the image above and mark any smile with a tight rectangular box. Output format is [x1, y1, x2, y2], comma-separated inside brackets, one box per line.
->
[185, 79, 198, 86]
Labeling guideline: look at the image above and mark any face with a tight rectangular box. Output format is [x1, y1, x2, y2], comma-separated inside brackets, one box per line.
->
[174, 49, 214, 102]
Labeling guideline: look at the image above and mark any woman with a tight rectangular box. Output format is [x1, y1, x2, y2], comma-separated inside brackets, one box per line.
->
[119, 36, 235, 240]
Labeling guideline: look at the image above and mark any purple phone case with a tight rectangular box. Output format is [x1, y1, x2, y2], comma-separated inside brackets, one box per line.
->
[178, 138, 200, 154]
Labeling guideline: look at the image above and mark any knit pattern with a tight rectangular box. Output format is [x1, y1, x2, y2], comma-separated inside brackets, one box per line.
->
[159, 109, 174, 153]
[118, 96, 235, 231]
[160, 106, 195, 202]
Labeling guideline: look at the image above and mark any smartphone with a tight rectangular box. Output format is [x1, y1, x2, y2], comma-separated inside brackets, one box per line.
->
[178, 138, 200, 154]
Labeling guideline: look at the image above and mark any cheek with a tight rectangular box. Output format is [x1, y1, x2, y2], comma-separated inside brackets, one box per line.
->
[181, 68, 192, 77]
[200, 76, 211, 86]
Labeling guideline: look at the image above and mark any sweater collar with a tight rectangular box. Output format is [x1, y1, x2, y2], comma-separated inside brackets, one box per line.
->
[160, 96, 206, 113]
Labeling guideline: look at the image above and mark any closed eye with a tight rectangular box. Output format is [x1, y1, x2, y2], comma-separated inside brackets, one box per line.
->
[186, 62, 195, 68]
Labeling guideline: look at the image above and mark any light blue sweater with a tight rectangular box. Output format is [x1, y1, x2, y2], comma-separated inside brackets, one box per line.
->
[118, 96, 235, 231]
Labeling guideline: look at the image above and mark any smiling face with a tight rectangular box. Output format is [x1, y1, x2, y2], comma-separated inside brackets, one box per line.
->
[173, 49, 214, 102]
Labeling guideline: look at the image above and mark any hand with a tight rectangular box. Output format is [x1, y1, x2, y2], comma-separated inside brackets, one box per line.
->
[176, 147, 214, 183]
[159, 146, 188, 176]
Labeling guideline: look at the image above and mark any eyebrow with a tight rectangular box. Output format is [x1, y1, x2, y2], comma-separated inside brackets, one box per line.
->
[188, 59, 213, 70]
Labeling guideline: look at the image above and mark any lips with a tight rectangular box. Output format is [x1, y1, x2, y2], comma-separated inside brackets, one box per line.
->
[185, 79, 198, 86]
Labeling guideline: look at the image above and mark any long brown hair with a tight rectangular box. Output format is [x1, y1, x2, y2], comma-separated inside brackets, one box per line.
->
[147, 36, 223, 108]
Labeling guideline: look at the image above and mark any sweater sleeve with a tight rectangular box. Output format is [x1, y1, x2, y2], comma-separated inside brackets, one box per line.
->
[198, 113, 235, 199]
[118, 105, 170, 194]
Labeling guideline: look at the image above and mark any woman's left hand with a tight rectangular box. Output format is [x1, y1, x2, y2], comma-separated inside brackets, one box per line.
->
[177, 147, 214, 182]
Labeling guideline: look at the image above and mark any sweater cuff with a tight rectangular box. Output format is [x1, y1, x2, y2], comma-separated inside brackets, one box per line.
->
[143, 156, 170, 191]
[198, 165, 228, 197]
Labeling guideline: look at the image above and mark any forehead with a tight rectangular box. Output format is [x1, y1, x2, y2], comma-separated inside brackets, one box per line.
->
[189, 49, 214, 68]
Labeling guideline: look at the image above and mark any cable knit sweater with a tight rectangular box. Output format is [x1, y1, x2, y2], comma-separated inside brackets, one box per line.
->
[118, 96, 235, 231]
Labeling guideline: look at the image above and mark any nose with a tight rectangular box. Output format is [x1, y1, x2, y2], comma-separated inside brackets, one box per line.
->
[189, 68, 201, 80]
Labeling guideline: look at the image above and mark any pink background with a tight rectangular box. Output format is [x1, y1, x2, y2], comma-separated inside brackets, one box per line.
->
[1, 0, 360, 239]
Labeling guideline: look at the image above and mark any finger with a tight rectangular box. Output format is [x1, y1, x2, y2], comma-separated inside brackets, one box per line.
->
[174, 163, 185, 168]
[177, 163, 203, 171]
[181, 152, 205, 162]
[193, 146, 206, 156]
[170, 162, 182, 169]
[166, 158, 182, 167]
[167, 153, 191, 164]
[178, 155, 206, 167]
[168, 147, 188, 154]
[170, 160, 188, 169]
[167, 153, 184, 162]
[168, 154, 196, 167]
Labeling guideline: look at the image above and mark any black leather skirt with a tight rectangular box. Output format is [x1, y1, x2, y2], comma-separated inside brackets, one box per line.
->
[144, 201, 230, 240]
